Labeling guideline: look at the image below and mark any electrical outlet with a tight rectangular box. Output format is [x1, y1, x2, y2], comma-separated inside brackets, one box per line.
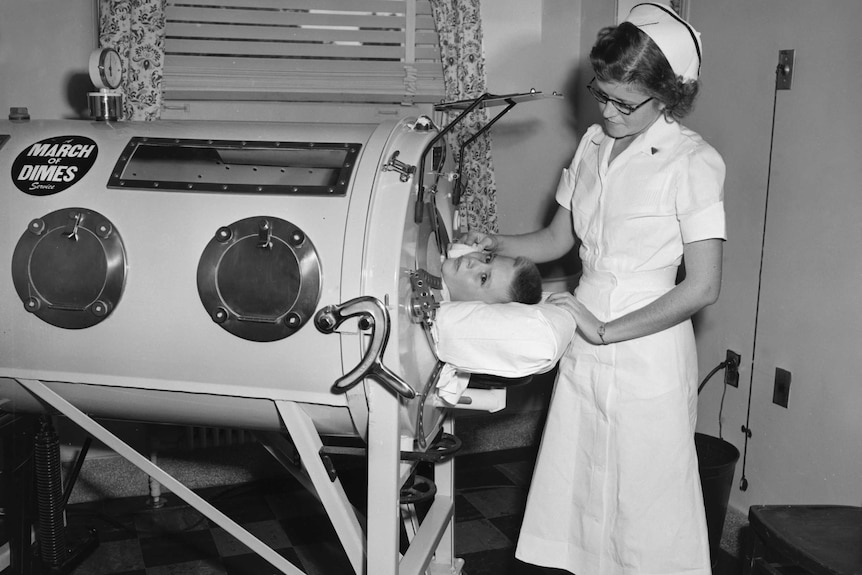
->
[776, 49, 795, 90]
[724, 350, 741, 387]
[773, 367, 791, 408]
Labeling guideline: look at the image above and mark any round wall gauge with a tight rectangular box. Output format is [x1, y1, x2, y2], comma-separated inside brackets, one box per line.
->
[89, 47, 123, 90]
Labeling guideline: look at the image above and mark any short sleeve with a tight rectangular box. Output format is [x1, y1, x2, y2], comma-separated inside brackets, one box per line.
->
[554, 164, 576, 208]
[677, 142, 727, 243]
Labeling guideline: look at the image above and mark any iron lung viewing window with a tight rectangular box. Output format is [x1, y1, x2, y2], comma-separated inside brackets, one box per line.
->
[108, 137, 361, 195]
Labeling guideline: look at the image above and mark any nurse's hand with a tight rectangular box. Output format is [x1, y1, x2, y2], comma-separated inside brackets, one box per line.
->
[460, 230, 498, 251]
[546, 292, 603, 345]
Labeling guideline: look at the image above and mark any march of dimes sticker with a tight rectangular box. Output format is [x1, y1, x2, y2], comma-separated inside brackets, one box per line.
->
[12, 135, 98, 196]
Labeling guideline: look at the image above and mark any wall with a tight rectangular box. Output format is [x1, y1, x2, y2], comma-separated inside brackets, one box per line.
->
[0, 0, 96, 120]
[481, 0, 583, 286]
[535, 0, 862, 516]
[686, 0, 862, 511]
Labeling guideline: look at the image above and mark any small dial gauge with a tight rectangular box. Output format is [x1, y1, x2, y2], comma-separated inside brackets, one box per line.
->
[89, 47, 123, 90]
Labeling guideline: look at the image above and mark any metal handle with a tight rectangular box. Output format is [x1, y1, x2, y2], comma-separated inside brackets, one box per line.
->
[382, 150, 415, 182]
[314, 296, 416, 399]
[257, 219, 272, 249]
[64, 211, 82, 241]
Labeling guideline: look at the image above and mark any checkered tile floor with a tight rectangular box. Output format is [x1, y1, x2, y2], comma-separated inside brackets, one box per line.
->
[56, 449, 558, 575]
[12, 447, 740, 575]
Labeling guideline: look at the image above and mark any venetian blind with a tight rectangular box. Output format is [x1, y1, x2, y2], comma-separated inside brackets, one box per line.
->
[163, 0, 445, 104]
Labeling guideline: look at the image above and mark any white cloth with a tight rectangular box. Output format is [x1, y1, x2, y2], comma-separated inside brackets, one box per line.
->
[515, 119, 725, 575]
[435, 242, 483, 404]
[432, 299, 576, 405]
[435, 363, 472, 406]
[435, 242, 485, 405]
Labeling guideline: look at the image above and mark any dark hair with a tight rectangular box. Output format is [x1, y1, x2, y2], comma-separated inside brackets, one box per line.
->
[589, 22, 699, 120]
[509, 257, 543, 305]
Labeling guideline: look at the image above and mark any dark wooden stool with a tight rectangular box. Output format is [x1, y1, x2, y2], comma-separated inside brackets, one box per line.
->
[748, 504, 862, 574]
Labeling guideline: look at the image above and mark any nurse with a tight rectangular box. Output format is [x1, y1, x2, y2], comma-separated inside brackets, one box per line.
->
[464, 3, 725, 573]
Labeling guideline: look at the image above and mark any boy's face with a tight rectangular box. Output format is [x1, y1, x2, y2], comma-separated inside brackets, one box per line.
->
[441, 252, 519, 303]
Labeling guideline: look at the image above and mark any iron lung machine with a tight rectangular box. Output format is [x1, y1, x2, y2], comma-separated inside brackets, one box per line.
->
[0, 116, 474, 575]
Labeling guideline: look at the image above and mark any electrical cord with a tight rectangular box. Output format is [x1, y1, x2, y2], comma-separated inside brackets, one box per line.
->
[698, 358, 735, 439]
[697, 359, 728, 395]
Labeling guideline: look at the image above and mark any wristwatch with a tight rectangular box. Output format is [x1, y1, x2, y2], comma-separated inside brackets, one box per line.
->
[597, 323, 607, 344]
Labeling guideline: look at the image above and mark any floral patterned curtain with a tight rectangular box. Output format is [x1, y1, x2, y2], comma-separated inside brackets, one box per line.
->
[98, 0, 165, 121]
[429, 0, 497, 234]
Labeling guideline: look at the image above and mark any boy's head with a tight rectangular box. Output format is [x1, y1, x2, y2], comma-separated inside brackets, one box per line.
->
[441, 251, 543, 304]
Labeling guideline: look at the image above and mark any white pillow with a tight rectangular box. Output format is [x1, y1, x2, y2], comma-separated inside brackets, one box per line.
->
[431, 300, 576, 378]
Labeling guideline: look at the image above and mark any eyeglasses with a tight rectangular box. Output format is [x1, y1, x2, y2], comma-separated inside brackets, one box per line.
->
[586, 78, 654, 115]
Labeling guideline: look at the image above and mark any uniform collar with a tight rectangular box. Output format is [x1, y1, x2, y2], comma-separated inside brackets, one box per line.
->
[637, 116, 681, 156]
[590, 116, 681, 157]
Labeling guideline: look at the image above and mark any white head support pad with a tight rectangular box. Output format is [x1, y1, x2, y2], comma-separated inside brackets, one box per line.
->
[625, 3, 703, 82]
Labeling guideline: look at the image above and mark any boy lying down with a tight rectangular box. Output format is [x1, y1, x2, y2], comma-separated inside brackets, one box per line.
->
[440, 242, 543, 305]
[433, 244, 576, 407]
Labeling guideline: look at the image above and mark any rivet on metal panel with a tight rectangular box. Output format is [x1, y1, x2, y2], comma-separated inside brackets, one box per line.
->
[289, 231, 305, 247]
[96, 222, 113, 239]
[28, 218, 46, 235]
[215, 227, 232, 242]
[212, 307, 228, 324]
[91, 301, 109, 317]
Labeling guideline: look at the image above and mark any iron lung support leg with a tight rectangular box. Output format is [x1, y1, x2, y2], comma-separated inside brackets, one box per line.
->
[272, 400, 365, 573]
[12, 377, 464, 575]
[14, 378, 304, 575]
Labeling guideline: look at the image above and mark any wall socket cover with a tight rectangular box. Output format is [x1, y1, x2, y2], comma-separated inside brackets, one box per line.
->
[773, 367, 791, 408]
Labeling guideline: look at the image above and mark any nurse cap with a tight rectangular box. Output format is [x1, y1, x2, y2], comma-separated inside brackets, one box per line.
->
[625, 3, 702, 82]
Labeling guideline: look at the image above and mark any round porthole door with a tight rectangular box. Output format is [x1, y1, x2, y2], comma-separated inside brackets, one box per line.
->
[197, 216, 322, 342]
[11, 208, 127, 329]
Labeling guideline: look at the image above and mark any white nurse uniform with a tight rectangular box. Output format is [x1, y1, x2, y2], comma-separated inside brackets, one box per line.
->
[515, 118, 726, 575]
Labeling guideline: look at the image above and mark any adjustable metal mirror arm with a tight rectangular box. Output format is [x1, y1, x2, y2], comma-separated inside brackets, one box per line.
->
[413, 93, 495, 224]
[414, 90, 562, 226]
[450, 97, 517, 207]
